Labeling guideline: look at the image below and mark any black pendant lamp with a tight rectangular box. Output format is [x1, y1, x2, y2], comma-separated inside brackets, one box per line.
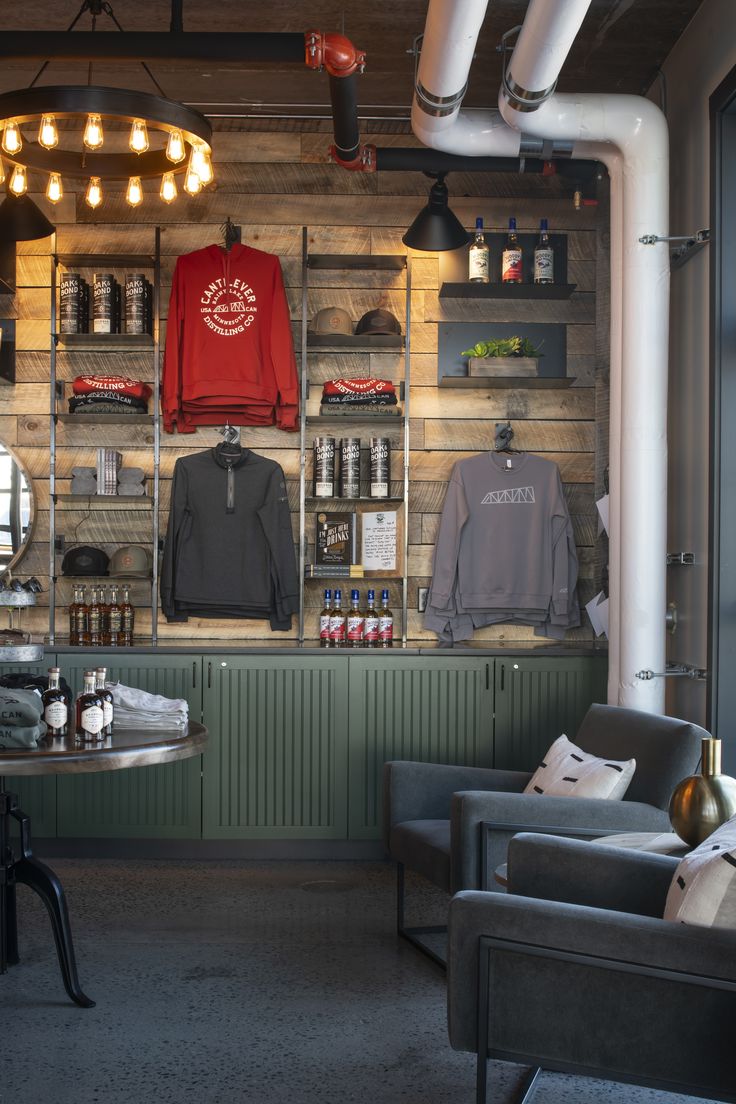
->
[0, 193, 55, 242]
[402, 175, 469, 252]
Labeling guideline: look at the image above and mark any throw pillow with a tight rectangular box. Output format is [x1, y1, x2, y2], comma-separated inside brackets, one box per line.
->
[663, 815, 736, 928]
[524, 734, 636, 800]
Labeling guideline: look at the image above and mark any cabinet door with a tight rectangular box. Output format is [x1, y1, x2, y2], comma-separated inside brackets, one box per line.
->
[493, 656, 608, 771]
[347, 657, 493, 839]
[1, 660, 57, 837]
[202, 655, 349, 839]
[56, 655, 202, 838]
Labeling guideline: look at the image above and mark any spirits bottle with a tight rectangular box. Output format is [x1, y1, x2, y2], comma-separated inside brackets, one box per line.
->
[319, 589, 332, 648]
[363, 589, 379, 648]
[121, 585, 135, 646]
[76, 584, 90, 647]
[329, 588, 346, 648]
[95, 667, 114, 736]
[347, 589, 365, 648]
[42, 666, 68, 737]
[501, 217, 523, 284]
[99, 584, 110, 646]
[379, 589, 393, 649]
[107, 584, 123, 647]
[468, 217, 490, 283]
[68, 585, 81, 646]
[88, 585, 103, 647]
[76, 669, 105, 742]
[533, 218, 554, 284]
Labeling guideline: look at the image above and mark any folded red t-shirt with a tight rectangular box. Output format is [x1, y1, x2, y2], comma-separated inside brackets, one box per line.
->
[322, 377, 396, 399]
[72, 375, 152, 401]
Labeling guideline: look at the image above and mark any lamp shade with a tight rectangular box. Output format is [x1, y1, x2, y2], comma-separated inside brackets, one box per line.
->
[402, 179, 469, 252]
[0, 194, 55, 242]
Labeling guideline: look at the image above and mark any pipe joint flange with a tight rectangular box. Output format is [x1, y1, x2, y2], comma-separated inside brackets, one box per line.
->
[304, 31, 366, 77]
[414, 79, 467, 118]
[329, 143, 376, 173]
[502, 69, 557, 113]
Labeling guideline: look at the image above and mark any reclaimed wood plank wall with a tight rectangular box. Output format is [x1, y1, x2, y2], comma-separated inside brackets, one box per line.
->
[3, 128, 607, 644]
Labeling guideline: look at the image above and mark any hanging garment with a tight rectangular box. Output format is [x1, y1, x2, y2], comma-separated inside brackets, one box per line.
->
[425, 451, 580, 644]
[162, 242, 298, 434]
[160, 447, 299, 630]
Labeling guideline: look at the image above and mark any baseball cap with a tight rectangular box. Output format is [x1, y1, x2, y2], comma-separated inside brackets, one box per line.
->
[109, 545, 152, 578]
[355, 308, 402, 336]
[61, 545, 110, 576]
[310, 307, 353, 336]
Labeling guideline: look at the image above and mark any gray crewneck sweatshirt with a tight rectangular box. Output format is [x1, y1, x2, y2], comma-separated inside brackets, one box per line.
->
[425, 452, 579, 641]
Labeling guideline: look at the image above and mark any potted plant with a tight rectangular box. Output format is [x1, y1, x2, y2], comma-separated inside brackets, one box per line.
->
[460, 336, 543, 378]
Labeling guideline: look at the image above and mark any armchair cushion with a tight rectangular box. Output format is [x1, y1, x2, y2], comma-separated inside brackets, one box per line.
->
[664, 814, 736, 928]
[523, 733, 636, 800]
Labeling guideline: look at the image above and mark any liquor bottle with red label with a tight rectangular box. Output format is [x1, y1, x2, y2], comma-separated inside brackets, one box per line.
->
[363, 589, 379, 648]
[347, 589, 365, 648]
[329, 588, 346, 648]
[319, 589, 332, 648]
[501, 217, 523, 284]
[379, 589, 393, 648]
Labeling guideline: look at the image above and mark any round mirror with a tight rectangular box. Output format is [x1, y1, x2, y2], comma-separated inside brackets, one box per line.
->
[0, 441, 35, 574]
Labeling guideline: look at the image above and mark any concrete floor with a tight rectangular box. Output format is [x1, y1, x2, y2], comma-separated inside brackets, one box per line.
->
[2, 859, 715, 1104]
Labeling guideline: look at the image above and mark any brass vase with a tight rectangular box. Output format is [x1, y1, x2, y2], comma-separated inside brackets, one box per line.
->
[669, 737, 736, 847]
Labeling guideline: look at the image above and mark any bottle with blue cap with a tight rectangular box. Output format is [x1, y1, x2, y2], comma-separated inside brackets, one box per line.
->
[533, 218, 554, 284]
[502, 216, 523, 283]
[347, 588, 365, 648]
[379, 588, 393, 648]
[364, 589, 379, 648]
[319, 589, 332, 648]
[329, 588, 346, 648]
[468, 216, 490, 283]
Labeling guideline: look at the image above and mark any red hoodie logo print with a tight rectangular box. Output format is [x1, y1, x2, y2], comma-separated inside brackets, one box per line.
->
[199, 277, 258, 337]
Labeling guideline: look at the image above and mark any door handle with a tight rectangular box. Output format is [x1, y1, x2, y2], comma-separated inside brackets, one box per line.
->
[207, 661, 212, 689]
[192, 661, 197, 688]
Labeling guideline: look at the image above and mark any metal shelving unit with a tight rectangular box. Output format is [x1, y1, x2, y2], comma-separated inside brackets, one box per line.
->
[298, 230, 411, 644]
[48, 229, 161, 644]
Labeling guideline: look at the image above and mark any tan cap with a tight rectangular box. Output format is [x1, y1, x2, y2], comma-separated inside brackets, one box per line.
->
[109, 545, 152, 578]
[310, 306, 353, 336]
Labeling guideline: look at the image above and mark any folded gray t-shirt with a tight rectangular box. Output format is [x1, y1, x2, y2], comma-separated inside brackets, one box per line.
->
[0, 722, 47, 749]
[0, 687, 44, 727]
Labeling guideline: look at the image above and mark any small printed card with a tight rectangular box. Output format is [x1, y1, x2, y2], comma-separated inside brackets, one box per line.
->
[361, 510, 397, 571]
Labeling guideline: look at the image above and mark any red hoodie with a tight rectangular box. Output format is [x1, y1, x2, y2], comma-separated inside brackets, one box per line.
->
[163, 243, 299, 433]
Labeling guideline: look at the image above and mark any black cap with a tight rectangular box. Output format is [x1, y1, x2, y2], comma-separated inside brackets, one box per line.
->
[355, 308, 402, 336]
[61, 545, 110, 576]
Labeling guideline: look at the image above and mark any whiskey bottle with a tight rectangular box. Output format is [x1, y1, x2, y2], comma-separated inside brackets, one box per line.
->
[319, 589, 332, 648]
[501, 217, 523, 284]
[76, 584, 90, 647]
[76, 669, 105, 742]
[107, 584, 123, 647]
[329, 588, 346, 648]
[68, 585, 81, 646]
[42, 666, 68, 737]
[99, 584, 110, 646]
[347, 589, 365, 648]
[363, 589, 379, 648]
[378, 589, 393, 649]
[468, 217, 490, 283]
[95, 667, 114, 736]
[121, 585, 135, 646]
[533, 218, 554, 284]
[88, 585, 103, 647]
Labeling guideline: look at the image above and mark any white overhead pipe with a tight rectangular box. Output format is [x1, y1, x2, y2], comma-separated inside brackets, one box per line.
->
[412, 0, 670, 713]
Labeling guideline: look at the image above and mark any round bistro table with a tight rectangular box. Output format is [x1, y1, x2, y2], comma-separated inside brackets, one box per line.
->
[0, 722, 208, 1008]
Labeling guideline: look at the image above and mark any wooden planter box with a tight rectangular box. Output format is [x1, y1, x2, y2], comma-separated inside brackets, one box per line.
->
[468, 356, 539, 378]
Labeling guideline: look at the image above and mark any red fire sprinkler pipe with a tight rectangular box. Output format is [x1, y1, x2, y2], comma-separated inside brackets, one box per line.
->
[305, 30, 372, 170]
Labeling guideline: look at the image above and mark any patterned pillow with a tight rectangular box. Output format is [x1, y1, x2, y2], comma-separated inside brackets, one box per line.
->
[523, 734, 636, 800]
[664, 815, 736, 927]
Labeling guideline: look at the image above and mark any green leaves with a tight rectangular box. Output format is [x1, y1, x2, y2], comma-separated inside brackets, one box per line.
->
[460, 336, 543, 358]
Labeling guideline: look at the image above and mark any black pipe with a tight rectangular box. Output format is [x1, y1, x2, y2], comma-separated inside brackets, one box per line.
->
[329, 73, 361, 162]
[0, 32, 307, 63]
[374, 148, 601, 177]
[170, 0, 184, 33]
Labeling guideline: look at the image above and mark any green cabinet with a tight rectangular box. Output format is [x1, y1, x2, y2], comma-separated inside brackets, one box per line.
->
[202, 655, 349, 839]
[56, 655, 202, 838]
[1, 659, 57, 837]
[347, 656, 493, 838]
[493, 656, 608, 771]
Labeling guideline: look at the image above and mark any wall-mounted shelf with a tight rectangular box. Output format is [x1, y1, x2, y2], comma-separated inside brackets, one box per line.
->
[306, 333, 403, 350]
[56, 253, 156, 269]
[439, 282, 577, 300]
[56, 333, 154, 348]
[306, 495, 404, 504]
[54, 494, 152, 507]
[307, 254, 406, 271]
[440, 375, 576, 389]
[55, 413, 153, 425]
[306, 414, 403, 425]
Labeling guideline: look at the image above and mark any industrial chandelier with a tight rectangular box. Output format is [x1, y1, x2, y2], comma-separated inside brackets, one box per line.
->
[0, 0, 214, 210]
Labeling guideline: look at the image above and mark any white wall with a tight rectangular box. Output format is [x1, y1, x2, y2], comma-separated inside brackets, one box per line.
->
[659, 0, 736, 724]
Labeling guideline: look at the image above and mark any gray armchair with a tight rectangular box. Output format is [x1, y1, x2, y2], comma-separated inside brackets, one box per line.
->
[448, 833, 736, 1104]
[382, 704, 704, 961]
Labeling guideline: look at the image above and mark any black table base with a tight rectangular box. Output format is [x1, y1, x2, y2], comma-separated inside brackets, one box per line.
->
[0, 789, 94, 1008]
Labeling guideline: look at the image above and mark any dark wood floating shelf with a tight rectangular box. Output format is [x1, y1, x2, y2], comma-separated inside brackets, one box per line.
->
[56, 254, 156, 269]
[307, 333, 403, 350]
[55, 494, 152, 506]
[56, 333, 154, 348]
[56, 413, 154, 424]
[439, 282, 577, 300]
[306, 415, 403, 425]
[308, 254, 406, 271]
[305, 495, 404, 504]
[440, 376, 576, 389]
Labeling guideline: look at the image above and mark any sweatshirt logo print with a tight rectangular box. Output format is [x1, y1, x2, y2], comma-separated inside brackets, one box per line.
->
[481, 486, 535, 504]
[200, 277, 258, 337]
